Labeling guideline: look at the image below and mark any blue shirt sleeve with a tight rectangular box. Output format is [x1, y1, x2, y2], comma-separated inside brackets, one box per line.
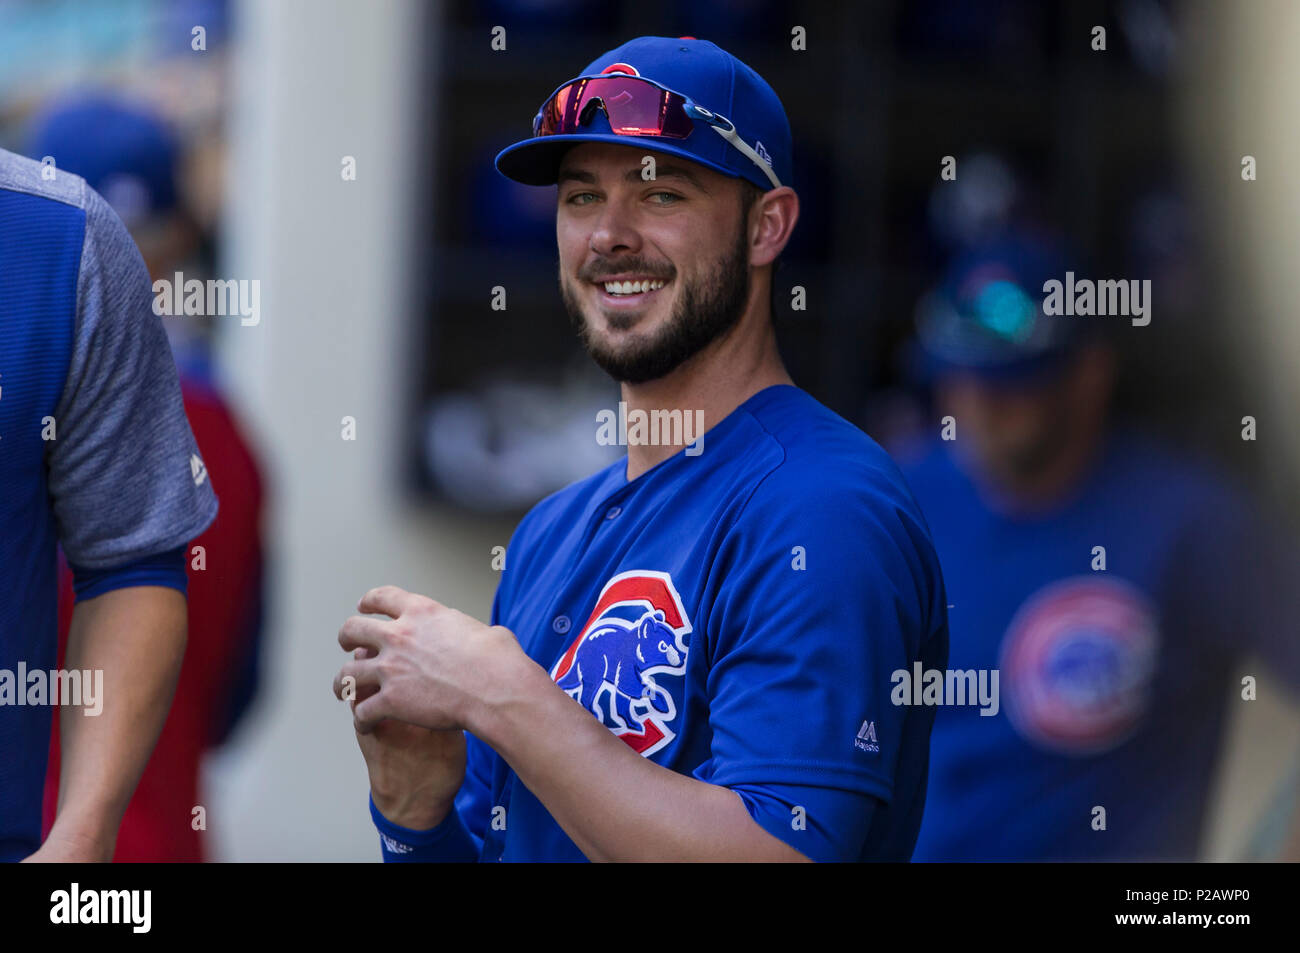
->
[692, 460, 943, 842]
[730, 781, 879, 862]
[370, 793, 478, 862]
[69, 544, 188, 601]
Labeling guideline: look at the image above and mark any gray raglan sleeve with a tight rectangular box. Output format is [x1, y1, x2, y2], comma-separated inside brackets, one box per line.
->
[46, 183, 218, 569]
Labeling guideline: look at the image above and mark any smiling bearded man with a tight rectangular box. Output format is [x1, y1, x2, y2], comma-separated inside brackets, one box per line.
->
[559, 166, 756, 384]
[334, 35, 949, 863]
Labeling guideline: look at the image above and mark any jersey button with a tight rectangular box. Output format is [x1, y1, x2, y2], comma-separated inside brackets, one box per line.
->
[552, 615, 571, 634]
[604, 505, 622, 520]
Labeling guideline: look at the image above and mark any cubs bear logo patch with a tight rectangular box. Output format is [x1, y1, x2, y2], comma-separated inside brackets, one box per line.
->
[551, 570, 691, 757]
[999, 576, 1159, 755]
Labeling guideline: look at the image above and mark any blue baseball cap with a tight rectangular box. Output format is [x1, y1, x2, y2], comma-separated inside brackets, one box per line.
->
[495, 35, 792, 194]
[26, 92, 180, 227]
[915, 233, 1087, 385]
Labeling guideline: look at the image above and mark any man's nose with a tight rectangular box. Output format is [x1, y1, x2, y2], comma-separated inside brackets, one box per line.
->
[588, 199, 643, 257]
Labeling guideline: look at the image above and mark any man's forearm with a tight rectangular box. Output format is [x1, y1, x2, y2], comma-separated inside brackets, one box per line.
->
[49, 585, 187, 860]
[467, 651, 808, 862]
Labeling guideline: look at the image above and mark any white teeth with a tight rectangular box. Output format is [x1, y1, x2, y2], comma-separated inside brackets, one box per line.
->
[602, 279, 666, 295]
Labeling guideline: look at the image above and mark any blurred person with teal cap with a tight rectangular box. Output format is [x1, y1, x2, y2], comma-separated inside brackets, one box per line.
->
[897, 231, 1300, 860]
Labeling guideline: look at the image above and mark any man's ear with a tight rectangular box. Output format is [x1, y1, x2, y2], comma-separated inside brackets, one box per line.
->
[750, 186, 799, 269]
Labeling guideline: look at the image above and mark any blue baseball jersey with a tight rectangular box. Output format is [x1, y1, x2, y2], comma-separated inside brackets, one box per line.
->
[898, 430, 1300, 861]
[0, 149, 217, 862]
[373, 384, 949, 862]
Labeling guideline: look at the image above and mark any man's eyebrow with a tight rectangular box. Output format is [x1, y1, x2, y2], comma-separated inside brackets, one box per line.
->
[633, 164, 709, 192]
[556, 164, 710, 193]
[557, 168, 596, 185]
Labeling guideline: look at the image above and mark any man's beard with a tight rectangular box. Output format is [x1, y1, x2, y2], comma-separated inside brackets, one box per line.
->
[987, 399, 1075, 484]
[999, 428, 1070, 481]
[560, 218, 751, 384]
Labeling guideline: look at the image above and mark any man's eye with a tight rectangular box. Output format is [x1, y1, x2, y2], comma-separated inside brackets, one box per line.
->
[650, 192, 681, 204]
[566, 192, 596, 205]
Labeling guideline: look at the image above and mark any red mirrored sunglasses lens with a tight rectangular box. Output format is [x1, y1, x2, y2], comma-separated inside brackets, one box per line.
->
[536, 76, 695, 139]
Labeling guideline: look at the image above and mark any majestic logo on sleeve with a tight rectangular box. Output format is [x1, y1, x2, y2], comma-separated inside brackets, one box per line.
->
[551, 570, 691, 757]
[999, 577, 1159, 755]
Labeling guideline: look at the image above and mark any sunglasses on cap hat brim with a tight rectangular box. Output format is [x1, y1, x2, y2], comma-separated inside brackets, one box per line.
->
[531, 72, 782, 190]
